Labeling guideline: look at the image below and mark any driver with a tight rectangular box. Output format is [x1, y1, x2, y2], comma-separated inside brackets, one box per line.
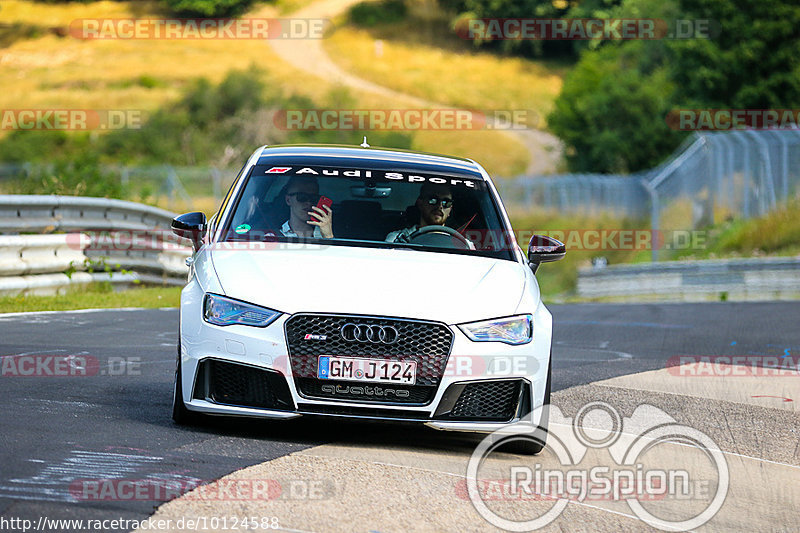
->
[385, 183, 457, 243]
[282, 176, 334, 239]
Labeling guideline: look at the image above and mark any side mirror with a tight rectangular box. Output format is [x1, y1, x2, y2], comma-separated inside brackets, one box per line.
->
[171, 212, 207, 251]
[527, 234, 566, 274]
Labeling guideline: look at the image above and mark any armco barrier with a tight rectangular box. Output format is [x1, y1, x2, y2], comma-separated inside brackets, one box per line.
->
[0, 195, 175, 233]
[0, 271, 150, 296]
[0, 234, 89, 276]
[578, 257, 800, 301]
[0, 195, 190, 295]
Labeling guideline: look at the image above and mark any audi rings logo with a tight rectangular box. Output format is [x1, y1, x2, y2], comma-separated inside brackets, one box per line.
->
[340, 323, 399, 344]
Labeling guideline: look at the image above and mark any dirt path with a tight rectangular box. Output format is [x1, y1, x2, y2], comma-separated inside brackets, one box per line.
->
[267, 0, 563, 175]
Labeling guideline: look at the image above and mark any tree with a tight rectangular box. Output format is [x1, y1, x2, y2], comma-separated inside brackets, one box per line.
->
[162, 0, 254, 18]
[548, 42, 683, 173]
[669, 0, 800, 108]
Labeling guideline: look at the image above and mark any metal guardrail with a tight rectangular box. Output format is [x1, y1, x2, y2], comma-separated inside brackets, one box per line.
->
[577, 257, 800, 301]
[0, 163, 232, 211]
[0, 195, 176, 233]
[0, 234, 88, 276]
[0, 195, 190, 295]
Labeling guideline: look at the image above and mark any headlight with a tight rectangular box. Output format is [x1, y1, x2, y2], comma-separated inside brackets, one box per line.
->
[458, 315, 533, 345]
[203, 293, 281, 327]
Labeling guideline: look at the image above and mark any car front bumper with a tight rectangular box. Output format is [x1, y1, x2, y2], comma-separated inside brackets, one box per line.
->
[178, 279, 552, 433]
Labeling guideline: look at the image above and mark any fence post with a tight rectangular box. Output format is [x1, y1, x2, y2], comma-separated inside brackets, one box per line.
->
[212, 168, 222, 206]
[732, 132, 751, 218]
[716, 133, 734, 211]
[778, 131, 790, 203]
[744, 130, 777, 215]
[641, 178, 660, 262]
[166, 166, 177, 210]
[120, 167, 130, 189]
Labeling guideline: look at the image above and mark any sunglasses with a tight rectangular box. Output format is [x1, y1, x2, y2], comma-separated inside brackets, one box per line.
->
[422, 196, 454, 208]
[287, 192, 320, 203]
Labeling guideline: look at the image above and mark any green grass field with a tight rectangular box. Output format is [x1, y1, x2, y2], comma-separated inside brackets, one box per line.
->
[0, 285, 181, 313]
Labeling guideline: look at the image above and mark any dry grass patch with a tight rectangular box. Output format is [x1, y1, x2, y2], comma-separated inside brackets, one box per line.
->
[324, 25, 567, 129]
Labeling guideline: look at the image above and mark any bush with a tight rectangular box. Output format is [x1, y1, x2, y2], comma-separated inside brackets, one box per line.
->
[547, 42, 684, 173]
[349, 0, 408, 27]
[0, 67, 414, 195]
[162, 0, 254, 18]
[7, 152, 127, 198]
[0, 130, 89, 164]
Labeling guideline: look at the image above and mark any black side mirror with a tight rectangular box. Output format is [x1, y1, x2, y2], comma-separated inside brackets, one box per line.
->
[527, 234, 566, 274]
[171, 212, 207, 251]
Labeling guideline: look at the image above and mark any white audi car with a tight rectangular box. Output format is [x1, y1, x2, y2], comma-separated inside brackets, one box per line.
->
[171, 144, 564, 453]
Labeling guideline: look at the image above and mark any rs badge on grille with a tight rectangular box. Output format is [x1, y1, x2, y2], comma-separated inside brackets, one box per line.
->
[304, 334, 328, 341]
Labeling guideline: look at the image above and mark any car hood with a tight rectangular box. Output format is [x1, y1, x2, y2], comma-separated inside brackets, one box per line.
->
[208, 243, 530, 324]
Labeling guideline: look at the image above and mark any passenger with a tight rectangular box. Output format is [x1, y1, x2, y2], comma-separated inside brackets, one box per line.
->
[281, 176, 334, 238]
[385, 183, 454, 243]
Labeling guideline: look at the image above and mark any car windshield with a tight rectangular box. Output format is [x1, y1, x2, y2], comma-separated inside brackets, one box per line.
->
[220, 163, 516, 260]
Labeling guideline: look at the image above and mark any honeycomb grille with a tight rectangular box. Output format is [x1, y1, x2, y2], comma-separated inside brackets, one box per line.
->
[450, 380, 521, 421]
[284, 314, 453, 387]
[201, 360, 293, 410]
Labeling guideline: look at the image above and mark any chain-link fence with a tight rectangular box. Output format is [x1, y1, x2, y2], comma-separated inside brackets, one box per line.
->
[499, 129, 800, 260]
[495, 173, 650, 218]
[0, 163, 237, 211]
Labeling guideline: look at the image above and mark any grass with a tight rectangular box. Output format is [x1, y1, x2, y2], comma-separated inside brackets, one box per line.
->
[323, 10, 569, 130]
[512, 198, 800, 299]
[0, 285, 181, 313]
[671, 198, 800, 260]
[0, 0, 530, 177]
[508, 210, 647, 296]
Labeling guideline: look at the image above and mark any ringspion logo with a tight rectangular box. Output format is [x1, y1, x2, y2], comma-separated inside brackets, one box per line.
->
[467, 402, 728, 530]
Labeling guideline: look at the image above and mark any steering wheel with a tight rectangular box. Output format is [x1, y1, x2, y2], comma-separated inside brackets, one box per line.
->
[408, 225, 471, 249]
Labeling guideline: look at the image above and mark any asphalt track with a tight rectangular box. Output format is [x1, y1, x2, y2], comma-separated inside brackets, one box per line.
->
[0, 303, 798, 532]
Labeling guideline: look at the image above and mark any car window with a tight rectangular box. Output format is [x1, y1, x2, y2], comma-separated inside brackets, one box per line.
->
[221, 164, 516, 261]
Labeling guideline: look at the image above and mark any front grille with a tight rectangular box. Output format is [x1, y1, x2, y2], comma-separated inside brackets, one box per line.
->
[194, 359, 294, 410]
[285, 314, 453, 404]
[449, 380, 521, 421]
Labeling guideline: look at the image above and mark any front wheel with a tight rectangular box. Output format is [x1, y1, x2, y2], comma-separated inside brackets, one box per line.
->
[497, 355, 552, 455]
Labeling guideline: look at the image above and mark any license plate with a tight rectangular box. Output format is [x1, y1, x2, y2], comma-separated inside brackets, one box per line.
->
[317, 356, 417, 385]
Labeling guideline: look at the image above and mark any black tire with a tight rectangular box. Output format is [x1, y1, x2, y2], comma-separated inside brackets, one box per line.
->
[497, 354, 552, 455]
[172, 340, 201, 425]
